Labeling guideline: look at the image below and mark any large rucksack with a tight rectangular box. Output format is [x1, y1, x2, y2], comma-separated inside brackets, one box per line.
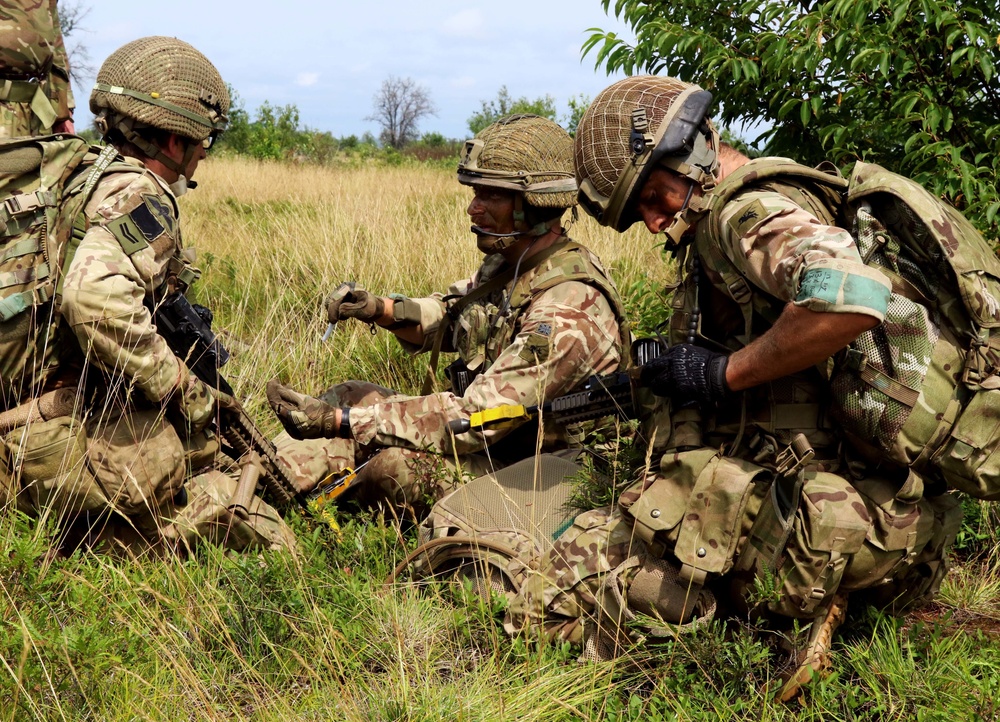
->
[0, 134, 124, 408]
[697, 159, 1000, 499]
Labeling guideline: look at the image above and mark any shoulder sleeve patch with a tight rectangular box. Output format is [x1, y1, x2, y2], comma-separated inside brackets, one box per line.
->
[727, 198, 769, 239]
[103, 192, 176, 256]
[105, 213, 151, 256]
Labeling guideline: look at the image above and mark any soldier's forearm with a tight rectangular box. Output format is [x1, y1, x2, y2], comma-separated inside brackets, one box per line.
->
[725, 304, 878, 391]
[378, 297, 426, 346]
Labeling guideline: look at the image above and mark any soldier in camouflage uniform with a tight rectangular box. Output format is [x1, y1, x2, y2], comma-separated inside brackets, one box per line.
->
[1, 37, 294, 555]
[0, 0, 75, 137]
[267, 115, 629, 519]
[506, 76, 962, 700]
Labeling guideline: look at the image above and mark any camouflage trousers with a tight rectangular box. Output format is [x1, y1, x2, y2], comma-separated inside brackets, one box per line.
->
[505, 457, 962, 655]
[273, 381, 513, 519]
[0, 405, 295, 555]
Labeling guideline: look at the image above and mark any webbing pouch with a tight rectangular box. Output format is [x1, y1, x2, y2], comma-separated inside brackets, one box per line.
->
[932, 386, 1000, 500]
[624, 448, 770, 583]
[672, 453, 773, 584]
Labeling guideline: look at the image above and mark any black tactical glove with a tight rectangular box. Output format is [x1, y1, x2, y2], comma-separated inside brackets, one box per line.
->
[639, 343, 730, 408]
[266, 378, 341, 440]
[325, 281, 384, 325]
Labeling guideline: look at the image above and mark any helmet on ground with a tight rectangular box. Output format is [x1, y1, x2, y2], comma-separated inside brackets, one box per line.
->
[575, 76, 720, 238]
[458, 114, 577, 251]
[90, 37, 229, 180]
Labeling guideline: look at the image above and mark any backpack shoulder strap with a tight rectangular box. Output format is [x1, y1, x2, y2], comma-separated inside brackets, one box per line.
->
[54, 144, 132, 306]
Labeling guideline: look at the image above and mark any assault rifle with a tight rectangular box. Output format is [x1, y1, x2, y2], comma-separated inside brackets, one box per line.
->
[448, 338, 665, 435]
[153, 291, 303, 512]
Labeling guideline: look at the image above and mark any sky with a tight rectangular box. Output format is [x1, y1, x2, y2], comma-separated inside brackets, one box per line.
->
[65, 0, 637, 140]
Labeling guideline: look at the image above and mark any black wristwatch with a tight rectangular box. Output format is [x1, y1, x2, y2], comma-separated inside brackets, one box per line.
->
[339, 407, 351, 438]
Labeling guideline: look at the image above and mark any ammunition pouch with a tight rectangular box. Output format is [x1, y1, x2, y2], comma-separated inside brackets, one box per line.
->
[620, 447, 771, 585]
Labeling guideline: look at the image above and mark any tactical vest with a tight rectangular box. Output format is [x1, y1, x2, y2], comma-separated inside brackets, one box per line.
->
[453, 240, 631, 376]
[448, 240, 632, 455]
[673, 158, 1000, 497]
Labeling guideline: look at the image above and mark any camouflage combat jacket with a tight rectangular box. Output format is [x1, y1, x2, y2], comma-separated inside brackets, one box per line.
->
[60, 157, 200, 412]
[670, 157, 996, 487]
[0, 0, 74, 137]
[349, 240, 629, 457]
[669, 158, 894, 464]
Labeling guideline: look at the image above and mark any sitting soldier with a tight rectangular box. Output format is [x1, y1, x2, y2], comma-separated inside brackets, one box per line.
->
[1, 37, 294, 555]
[267, 114, 630, 519]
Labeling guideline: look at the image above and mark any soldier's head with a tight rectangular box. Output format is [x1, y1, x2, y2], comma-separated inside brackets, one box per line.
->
[575, 76, 721, 246]
[457, 114, 577, 255]
[90, 36, 229, 192]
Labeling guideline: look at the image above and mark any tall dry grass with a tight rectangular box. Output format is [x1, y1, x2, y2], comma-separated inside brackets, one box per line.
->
[180, 155, 668, 430]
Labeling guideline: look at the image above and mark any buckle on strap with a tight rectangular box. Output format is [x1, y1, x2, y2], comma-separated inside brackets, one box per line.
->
[962, 329, 998, 388]
[774, 433, 815, 478]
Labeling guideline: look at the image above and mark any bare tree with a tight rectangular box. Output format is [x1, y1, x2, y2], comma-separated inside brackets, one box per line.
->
[58, 0, 94, 83]
[365, 76, 436, 150]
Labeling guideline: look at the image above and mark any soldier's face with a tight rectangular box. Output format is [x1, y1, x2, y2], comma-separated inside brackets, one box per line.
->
[163, 133, 208, 180]
[635, 167, 695, 234]
[467, 186, 516, 235]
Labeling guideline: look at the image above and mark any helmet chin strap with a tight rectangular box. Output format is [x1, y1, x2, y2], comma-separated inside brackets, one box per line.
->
[104, 113, 201, 184]
[661, 175, 712, 250]
[472, 194, 559, 253]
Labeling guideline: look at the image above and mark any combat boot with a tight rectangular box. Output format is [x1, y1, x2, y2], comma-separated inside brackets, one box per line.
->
[775, 593, 848, 702]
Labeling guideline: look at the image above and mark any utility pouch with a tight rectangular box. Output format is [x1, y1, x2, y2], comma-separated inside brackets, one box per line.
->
[622, 447, 771, 584]
[5, 415, 104, 515]
[932, 386, 1000, 500]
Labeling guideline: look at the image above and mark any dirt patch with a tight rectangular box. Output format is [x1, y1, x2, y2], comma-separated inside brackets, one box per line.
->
[907, 603, 1000, 636]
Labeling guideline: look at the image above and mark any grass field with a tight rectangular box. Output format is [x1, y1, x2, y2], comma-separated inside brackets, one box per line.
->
[3, 155, 1000, 721]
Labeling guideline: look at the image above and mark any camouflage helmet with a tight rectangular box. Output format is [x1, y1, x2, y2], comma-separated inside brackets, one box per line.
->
[457, 114, 577, 210]
[90, 36, 229, 143]
[575, 76, 720, 233]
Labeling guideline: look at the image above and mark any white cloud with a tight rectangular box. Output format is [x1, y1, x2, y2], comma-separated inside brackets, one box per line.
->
[296, 72, 320, 87]
[443, 9, 483, 36]
[449, 76, 477, 89]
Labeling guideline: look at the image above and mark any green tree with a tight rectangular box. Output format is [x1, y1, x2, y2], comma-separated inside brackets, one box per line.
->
[564, 94, 591, 137]
[584, 0, 1000, 236]
[467, 86, 558, 135]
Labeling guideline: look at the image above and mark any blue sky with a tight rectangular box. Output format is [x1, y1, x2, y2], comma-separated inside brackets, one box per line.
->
[67, 0, 637, 140]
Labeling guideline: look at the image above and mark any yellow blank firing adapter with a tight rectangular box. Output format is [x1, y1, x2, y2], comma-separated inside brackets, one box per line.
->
[448, 404, 532, 435]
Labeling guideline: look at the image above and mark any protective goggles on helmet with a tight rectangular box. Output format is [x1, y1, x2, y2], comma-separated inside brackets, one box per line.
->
[202, 130, 221, 150]
[457, 137, 577, 197]
[578, 86, 719, 232]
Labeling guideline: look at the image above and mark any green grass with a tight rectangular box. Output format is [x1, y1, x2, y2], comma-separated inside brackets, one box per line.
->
[4, 158, 1000, 720]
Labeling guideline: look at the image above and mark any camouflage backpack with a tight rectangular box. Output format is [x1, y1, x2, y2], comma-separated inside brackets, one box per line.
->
[0, 134, 124, 408]
[695, 159, 1000, 499]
